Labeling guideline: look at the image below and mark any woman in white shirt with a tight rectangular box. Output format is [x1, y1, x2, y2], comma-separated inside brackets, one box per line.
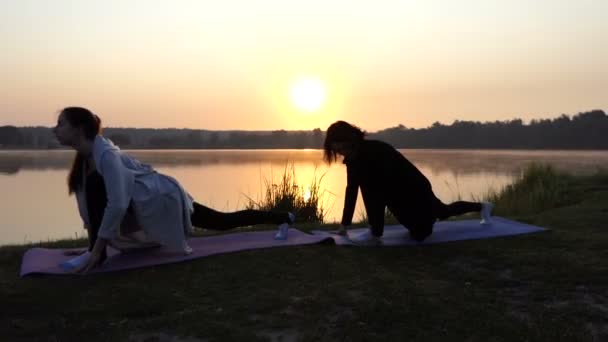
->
[53, 107, 294, 273]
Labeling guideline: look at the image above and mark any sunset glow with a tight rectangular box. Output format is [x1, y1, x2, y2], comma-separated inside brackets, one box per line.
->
[289, 77, 327, 113]
[0, 1, 606, 130]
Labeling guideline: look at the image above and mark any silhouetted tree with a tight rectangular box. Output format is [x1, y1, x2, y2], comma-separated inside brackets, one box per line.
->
[108, 133, 131, 147]
[0, 126, 23, 146]
[5, 109, 607, 149]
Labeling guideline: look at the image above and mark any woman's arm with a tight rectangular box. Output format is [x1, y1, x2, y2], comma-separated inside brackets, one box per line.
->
[340, 164, 359, 228]
[96, 151, 133, 241]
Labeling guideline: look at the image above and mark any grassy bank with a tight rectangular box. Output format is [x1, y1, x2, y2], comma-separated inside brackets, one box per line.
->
[1, 165, 608, 341]
[244, 163, 328, 224]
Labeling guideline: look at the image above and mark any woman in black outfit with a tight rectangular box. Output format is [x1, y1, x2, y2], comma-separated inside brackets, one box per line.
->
[324, 121, 493, 245]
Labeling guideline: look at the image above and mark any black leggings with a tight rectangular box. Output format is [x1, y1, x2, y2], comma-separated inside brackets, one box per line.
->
[365, 190, 482, 241]
[434, 200, 482, 221]
[406, 199, 481, 241]
[190, 202, 290, 230]
[85, 170, 289, 239]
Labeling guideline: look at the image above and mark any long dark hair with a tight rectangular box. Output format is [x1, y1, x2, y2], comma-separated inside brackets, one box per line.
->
[62, 107, 102, 194]
[323, 120, 365, 164]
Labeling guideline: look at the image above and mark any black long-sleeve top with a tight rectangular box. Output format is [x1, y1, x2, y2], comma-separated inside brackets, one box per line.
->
[340, 139, 433, 226]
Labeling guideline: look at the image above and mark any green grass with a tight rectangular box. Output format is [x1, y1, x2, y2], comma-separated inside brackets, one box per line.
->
[244, 163, 327, 224]
[484, 163, 578, 217]
[2, 164, 608, 341]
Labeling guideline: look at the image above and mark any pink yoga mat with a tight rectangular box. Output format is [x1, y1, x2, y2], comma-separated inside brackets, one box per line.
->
[20, 228, 333, 277]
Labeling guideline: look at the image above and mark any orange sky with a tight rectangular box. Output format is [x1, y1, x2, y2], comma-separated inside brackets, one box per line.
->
[1, 0, 607, 131]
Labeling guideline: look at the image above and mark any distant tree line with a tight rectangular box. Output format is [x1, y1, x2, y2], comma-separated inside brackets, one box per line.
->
[0, 110, 606, 149]
[372, 109, 608, 149]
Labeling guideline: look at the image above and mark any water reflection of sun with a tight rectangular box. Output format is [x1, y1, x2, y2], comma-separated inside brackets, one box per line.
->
[303, 187, 312, 202]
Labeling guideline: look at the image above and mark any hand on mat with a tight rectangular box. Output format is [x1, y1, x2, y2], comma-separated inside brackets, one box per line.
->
[63, 249, 87, 256]
[73, 239, 107, 274]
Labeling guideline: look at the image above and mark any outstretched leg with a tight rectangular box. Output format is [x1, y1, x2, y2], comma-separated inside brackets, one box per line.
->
[433, 197, 493, 224]
[190, 202, 291, 230]
[434, 199, 482, 220]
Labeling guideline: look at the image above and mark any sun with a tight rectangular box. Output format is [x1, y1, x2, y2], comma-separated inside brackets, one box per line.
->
[289, 77, 327, 113]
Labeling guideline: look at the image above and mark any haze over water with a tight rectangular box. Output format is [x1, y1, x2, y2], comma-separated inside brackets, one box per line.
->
[1, 148, 607, 246]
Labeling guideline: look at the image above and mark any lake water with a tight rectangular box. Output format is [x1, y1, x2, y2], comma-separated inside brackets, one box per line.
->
[1, 149, 607, 246]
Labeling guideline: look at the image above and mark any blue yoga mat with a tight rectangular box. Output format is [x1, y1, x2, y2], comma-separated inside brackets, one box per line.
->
[313, 216, 546, 246]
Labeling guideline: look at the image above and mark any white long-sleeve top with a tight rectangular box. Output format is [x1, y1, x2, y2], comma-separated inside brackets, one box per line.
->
[75, 135, 193, 253]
